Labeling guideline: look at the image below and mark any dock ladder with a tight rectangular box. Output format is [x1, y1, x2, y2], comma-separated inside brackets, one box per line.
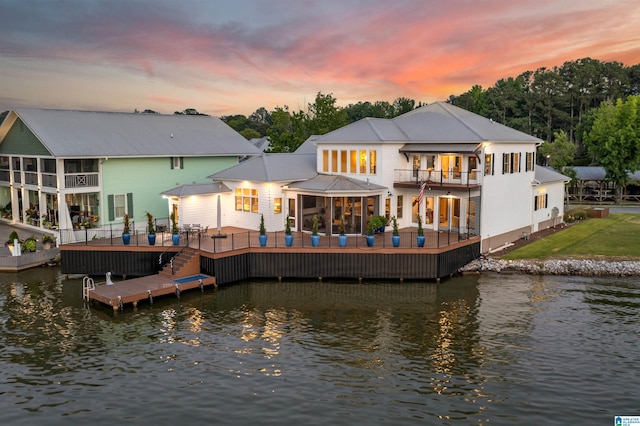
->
[82, 276, 95, 302]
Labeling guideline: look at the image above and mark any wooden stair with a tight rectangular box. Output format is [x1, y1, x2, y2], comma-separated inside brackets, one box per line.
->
[159, 248, 200, 278]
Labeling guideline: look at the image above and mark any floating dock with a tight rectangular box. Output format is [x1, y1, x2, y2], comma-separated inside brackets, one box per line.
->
[83, 273, 217, 310]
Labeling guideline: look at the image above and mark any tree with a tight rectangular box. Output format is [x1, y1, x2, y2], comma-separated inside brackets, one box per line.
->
[538, 130, 576, 171]
[240, 128, 261, 140]
[392, 97, 415, 116]
[586, 96, 640, 201]
[266, 106, 307, 152]
[174, 108, 208, 116]
[306, 92, 347, 136]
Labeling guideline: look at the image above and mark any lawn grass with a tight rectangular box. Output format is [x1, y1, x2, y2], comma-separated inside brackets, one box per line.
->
[501, 213, 640, 260]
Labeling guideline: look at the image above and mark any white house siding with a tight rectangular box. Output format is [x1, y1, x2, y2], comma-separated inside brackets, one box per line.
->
[480, 143, 538, 252]
[178, 194, 219, 230]
[532, 181, 565, 232]
[219, 181, 287, 233]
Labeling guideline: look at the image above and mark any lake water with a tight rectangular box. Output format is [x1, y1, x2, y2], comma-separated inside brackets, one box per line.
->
[1, 268, 638, 425]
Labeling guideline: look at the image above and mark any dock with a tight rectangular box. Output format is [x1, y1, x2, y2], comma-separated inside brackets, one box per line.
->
[83, 273, 217, 310]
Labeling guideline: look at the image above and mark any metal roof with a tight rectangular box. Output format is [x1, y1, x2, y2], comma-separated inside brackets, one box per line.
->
[535, 166, 570, 184]
[160, 182, 231, 198]
[400, 143, 481, 154]
[286, 174, 386, 193]
[314, 101, 541, 144]
[570, 166, 640, 182]
[1, 109, 262, 157]
[208, 153, 317, 182]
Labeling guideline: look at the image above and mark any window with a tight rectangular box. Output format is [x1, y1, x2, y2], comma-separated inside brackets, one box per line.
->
[171, 157, 183, 169]
[114, 194, 126, 218]
[359, 150, 367, 174]
[331, 150, 338, 172]
[385, 198, 390, 221]
[396, 195, 403, 219]
[502, 153, 511, 174]
[526, 152, 535, 171]
[369, 150, 376, 174]
[484, 154, 493, 175]
[322, 150, 329, 172]
[512, 153, 520, 173]
[235, 188, 259, 213]
[107, 193, 133, 221]
[350, 150, 357, 173]
[274, 198, 282, 214]
[340, 151, 348, 173]
[534, 194, 548, 211]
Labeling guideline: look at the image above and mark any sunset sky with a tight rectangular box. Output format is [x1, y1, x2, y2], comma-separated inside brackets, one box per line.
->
[1, 0, 639, 117]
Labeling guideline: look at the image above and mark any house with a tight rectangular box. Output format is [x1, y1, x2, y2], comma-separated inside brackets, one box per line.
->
[0, 109, 260, 240]
[199, 102, 567, 253]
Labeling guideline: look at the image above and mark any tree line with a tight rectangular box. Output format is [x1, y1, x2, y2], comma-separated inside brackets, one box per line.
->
[219, 58, 640, 197]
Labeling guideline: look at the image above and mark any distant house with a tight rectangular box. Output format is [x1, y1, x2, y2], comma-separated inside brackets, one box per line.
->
[199, 102, 568, 253]
[0, 109, 260, 239]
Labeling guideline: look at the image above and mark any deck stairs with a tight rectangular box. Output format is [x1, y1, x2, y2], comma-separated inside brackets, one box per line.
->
[159, 247, 200, 278]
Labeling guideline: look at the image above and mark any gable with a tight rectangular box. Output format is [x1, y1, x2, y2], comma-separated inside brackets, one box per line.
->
[0, 118, 52, 156]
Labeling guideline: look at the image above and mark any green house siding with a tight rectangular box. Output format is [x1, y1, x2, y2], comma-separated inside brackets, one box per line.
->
[0, 119, 52, 156]
[101, 156, 237, 225]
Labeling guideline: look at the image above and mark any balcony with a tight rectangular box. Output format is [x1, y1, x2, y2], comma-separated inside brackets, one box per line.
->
[394, 168, 481, 189]
[65, 172, 100, 188]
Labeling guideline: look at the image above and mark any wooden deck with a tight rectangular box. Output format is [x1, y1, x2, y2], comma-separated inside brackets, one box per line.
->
[86, 273, 217, 311]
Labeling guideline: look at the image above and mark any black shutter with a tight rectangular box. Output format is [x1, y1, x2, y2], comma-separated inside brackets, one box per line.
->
[127, 192, 134, 217]
[534, 195, 538, 211]
[108, 195, 114, 221]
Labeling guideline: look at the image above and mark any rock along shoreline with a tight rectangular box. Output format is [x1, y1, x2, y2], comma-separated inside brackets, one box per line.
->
[459, 257, 640, 277]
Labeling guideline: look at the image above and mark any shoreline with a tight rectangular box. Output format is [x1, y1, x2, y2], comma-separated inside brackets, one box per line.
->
[459, 257, 640, 277]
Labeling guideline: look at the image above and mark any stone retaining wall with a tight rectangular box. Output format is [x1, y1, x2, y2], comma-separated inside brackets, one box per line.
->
[459, 257, 640, 277]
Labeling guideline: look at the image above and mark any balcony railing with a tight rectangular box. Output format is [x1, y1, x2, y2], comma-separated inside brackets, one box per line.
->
[64, 172, 99, 188]
[394, 169, 481, 186]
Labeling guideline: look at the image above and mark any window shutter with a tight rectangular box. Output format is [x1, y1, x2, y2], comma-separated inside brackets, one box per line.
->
[127, 192, 134, 217]
[170, 157, 174, 169]
[545, 194, 548, 208]
[534, 196, 538, 211]
[108, 195, 114, 221]
[491, 154, 494, 175]
[180, 157, 184, 169]
[502, 153, 506, 174]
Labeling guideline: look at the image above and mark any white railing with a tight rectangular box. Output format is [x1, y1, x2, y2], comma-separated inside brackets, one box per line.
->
[64, 173, 99, 188]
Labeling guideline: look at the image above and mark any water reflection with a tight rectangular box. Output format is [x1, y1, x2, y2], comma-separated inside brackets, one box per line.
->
[1, 269, 639, 425]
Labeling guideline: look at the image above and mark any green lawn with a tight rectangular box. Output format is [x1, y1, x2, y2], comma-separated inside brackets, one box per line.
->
[501, 213, 640, 260]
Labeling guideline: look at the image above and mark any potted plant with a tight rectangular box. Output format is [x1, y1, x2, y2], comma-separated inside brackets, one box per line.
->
[284, 215, 293, 247]
[374, 215, 389, 233]
[42, 234, 55, 250]
[365, 220, 376, 247]
[311, 214, 320, 247]
[338, 215, 347, 247]
[122, 213, 131, 245]
[171, 212, 180, 246]
[22, 235, 37, 253]
[6, 230, 20, 254]
[416, 214, 425, 247]
[258, 214, 267, 247]
[391, 216, 400, 247]
[146, 212, 156, 245]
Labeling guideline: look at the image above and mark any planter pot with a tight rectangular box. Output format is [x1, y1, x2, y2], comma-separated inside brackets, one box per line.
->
[43, 241, 52, 250]
[366, 235, 375, 247]
[148, 234, 156, 246]
[392, 235, 400, 247]
[311, 234, 320, 247]
[259, 234, 268, 247]
[417, 235, 425, 247]
[338, 234, 347, 247]
[172, 234, 181, 246]
[122, 233, 131, 245]
[284, 234, 294, 247]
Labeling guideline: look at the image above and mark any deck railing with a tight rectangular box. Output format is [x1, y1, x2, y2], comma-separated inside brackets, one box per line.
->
[60, 227, 477, 252]
[394, 169, 480, 186]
